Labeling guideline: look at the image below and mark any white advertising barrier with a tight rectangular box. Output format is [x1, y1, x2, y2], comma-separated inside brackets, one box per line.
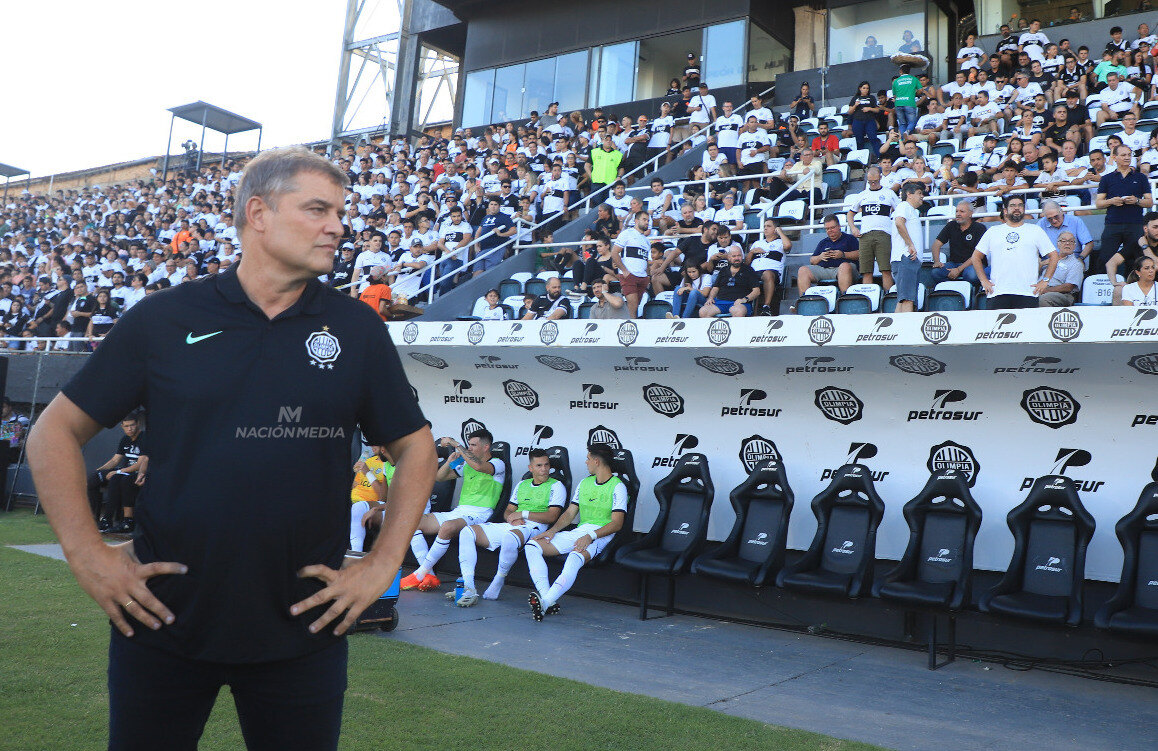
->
[392, 307, 1158, 582]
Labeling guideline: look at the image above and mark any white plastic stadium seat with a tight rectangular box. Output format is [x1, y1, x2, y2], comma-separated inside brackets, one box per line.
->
[963, 135, 984, 152]
[510, 271, 533, 286]
[804, 285, 838, 312]
[844, 283, 882, 311]
[536, 270, 560, 280]
[471, 296, 490, 317]
[926, 204, 954, 218]
[652, 290, 675, 305]
[844, 149, 870, 170]
[503, 294, 527, 311]
[934, 280, 973, 309]
[1078, 274, 1119, 305]
[887, 283, 926, 310]
[818, 106, 837, 119]
[825, 163, 849, 183]
[771, 199, 806, 223]
[838, 137, 857, 152]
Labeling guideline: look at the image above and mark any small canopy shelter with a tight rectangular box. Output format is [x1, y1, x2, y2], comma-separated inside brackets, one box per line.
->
[162, 101, 262, 180]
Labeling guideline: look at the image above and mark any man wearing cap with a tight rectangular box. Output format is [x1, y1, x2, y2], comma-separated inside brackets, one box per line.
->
[588, 135, 623, 195]
[963, 134, 1006, 180]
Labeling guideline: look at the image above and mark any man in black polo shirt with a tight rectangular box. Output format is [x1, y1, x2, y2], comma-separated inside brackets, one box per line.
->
[930, 201, 987, 284]
[1095, 144, 1154, 275]
[522, 276, 573, 320]
[27, 147, 436, 750]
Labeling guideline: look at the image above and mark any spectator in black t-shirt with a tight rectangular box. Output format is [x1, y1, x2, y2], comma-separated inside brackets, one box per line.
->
[580, 237, 617, 295]
[86, 290, 120, 339]
[931, 201, 987, 284]
[592, 203, 620, 240]
[699, 247, 760, 318]
[790, 83, 815, 119]
[522, 276, 573, 320]
[88, 413, 147, 533]
[677, 221, 717, 274]
[68, 281, 95, 336]
[331, 245, 356, 289]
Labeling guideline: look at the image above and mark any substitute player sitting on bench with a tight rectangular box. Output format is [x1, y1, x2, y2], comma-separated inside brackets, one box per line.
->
[401, 430, 505, 591]
[451, 448, 565, 606]
[525, 443, 626, 621]
[348, 446, 394, 553]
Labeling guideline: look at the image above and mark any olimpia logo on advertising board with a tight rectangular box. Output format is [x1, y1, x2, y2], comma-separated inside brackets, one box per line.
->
[1020, 386, 1080, 428]
[587, 424, 622, 451]
[642, 383, 685, 418]
[739, 435, 780, 473]
[503, 380, 540, 410]
[814, 386, 864, 425]
[460, 418, 486, 444]
[707, 318, 731, 346]
[409, 352, 448, 369]
[921, 313, 951, 344]
[536, 354, 579, 372]
[807, 316, 834, 345]
[467, 322, 485, 344]
[889, 353, 946, 376]
[694, 355, 744, 376]
[1048, 309, 1082, 342]
[927, 441, 981, 487]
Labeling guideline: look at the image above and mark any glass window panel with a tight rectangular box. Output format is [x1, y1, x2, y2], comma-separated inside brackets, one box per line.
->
[554, 50, 589, 111]
[703, 20, 745, 88]
[748, 24, 791, 84]
[462, 69, 494, 127]
[596, 41, 636, 106]
[492, 63, 526, 122]
[828, 0, 926, 67]
[523, 58, 556, 119]
[637, 29, 701, 100]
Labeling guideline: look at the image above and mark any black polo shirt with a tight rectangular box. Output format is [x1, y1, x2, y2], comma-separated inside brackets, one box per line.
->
[62, 265, 425, 663]
[935, 220, 987, 264]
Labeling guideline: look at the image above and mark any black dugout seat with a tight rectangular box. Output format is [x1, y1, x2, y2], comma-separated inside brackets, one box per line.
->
[586, 447, 640, 568]
[485, 441, 514, 524]
[979, 475, 1095, 626]
[428, 441, 457, 513]
[691, 459, 794, 587]
[874, 468, 982, 668]
[616, 454, 715, 619]
[776, 464, 885, 599]
[1095, 481, 1158, 638]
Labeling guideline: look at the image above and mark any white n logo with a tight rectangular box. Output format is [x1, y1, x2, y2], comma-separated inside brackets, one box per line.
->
[278, 406, 302, 423]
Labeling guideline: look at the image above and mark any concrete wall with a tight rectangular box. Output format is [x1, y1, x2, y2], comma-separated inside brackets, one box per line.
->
[978, 10, 1156, 57]
[772, 57, 904, 107]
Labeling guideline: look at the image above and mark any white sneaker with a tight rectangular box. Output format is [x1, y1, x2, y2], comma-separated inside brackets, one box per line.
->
[455, 589, 479, 607]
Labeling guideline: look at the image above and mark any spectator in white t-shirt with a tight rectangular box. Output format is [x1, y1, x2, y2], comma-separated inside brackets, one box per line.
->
[891, 183, 926, 313]
[713, 101, 744, 164]
[688, 83, 718, 128]
[1120, 255, 1158, 305]
[972, 195, 1058, 308]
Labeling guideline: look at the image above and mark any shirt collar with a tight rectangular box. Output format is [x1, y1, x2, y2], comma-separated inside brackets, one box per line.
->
[213, 262, 326, 319]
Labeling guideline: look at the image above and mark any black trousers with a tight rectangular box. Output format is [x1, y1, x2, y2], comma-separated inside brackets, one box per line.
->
[0, 444, 17, 509]
[108, 631, 347, 751]
[1098, 222, 1143, 276]
[989, 294, 1039, 309]
[88, 471, 140, 521]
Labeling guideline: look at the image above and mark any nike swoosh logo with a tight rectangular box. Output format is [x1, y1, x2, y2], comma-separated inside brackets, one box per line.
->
[186, 331, 223, 344]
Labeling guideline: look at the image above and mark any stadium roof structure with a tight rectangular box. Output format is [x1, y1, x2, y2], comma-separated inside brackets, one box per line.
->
[0, 162, 29, 198]
[162, 101, 263, 180]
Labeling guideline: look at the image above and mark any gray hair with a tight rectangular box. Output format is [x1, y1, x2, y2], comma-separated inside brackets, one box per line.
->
[1056, 231, 1077, 244]
[1040, 199, 1063, 214]
[234, 146, 348, 233]
[955, 200, 974, 213]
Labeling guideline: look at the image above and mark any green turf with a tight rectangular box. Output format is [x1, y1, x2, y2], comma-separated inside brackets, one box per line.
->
[0, 510, 885, 751]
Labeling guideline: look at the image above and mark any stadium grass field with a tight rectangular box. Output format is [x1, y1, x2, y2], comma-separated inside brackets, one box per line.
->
[0, 509, 884, 751]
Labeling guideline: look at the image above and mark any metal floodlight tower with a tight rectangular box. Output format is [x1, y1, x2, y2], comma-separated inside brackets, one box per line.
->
[331, 0, 459, 148]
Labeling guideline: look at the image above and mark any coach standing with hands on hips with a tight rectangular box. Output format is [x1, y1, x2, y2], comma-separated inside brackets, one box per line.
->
[27, 147, 436, 751]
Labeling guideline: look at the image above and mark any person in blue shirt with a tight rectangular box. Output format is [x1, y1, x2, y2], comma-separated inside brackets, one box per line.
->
[795, 214, 859, 296]
[472, 198, 516, 277]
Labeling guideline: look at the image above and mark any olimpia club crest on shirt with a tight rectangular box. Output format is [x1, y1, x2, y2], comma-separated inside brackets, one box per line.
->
[306, 327, 341, 369]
